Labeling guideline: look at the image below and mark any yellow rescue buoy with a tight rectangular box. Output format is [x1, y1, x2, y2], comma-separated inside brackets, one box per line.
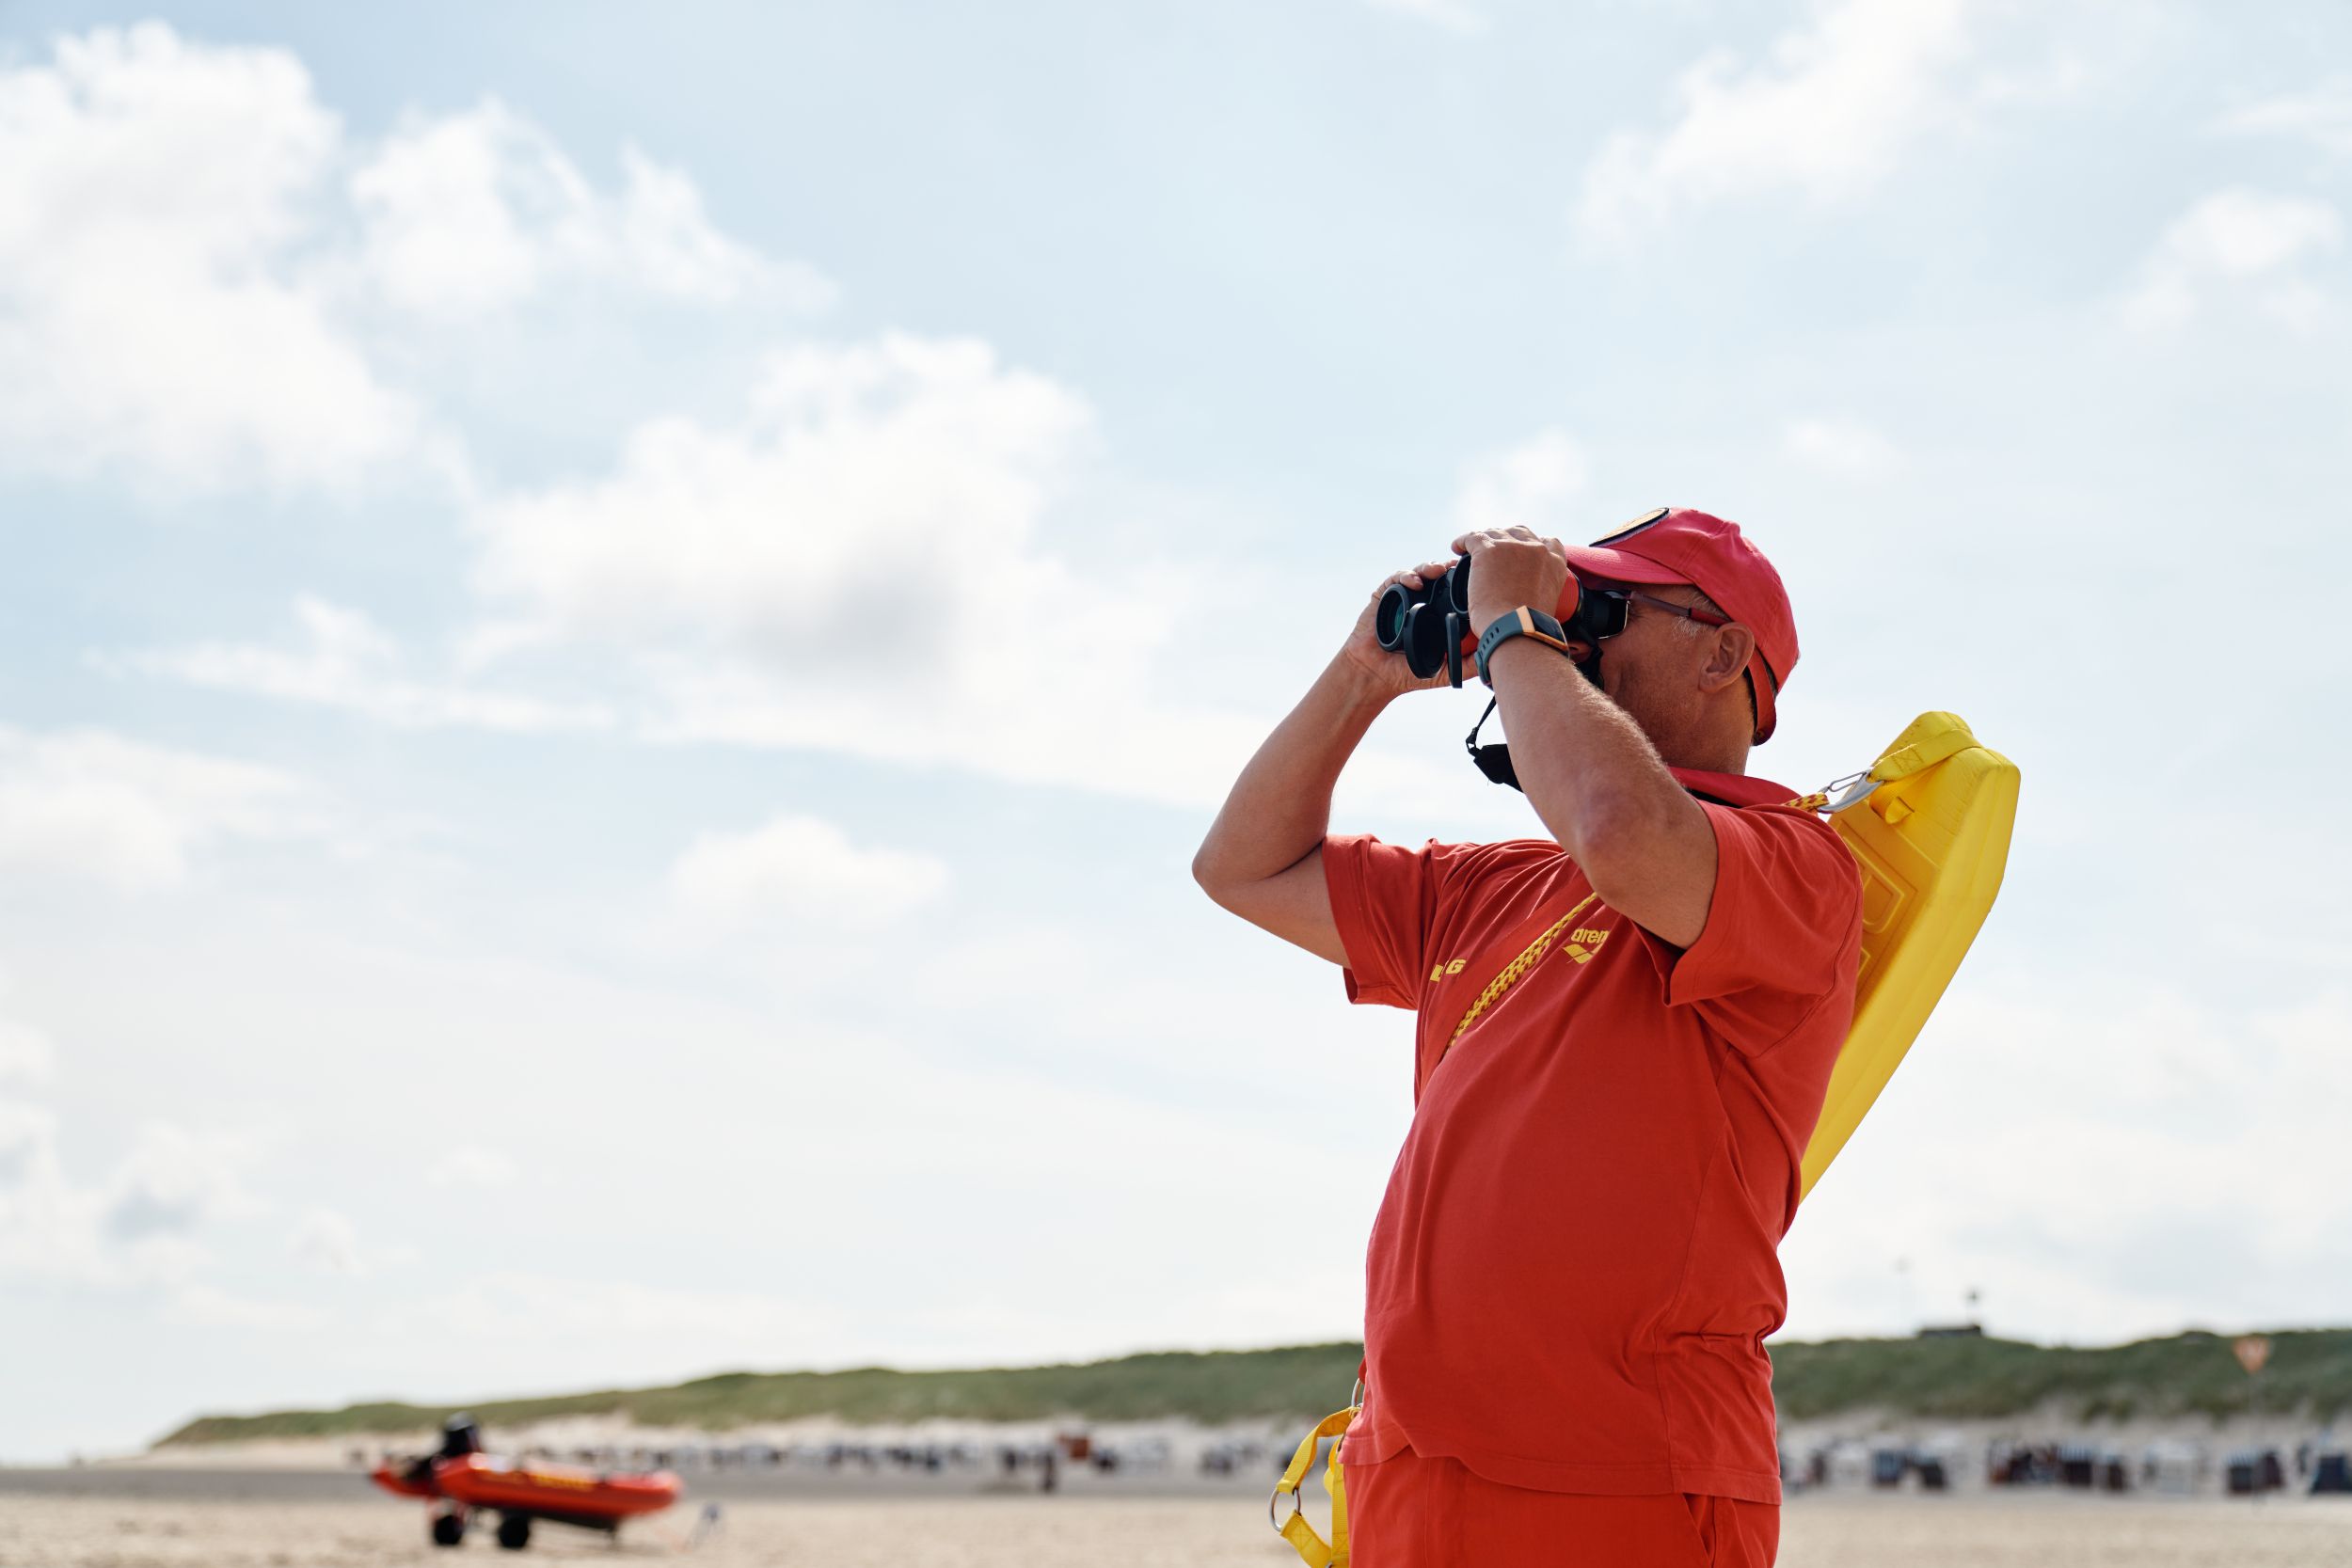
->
[1796, 711, 2019, 1197]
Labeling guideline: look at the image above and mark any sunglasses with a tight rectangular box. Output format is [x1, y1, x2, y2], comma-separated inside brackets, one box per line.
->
[1568, 587, 1731, 643]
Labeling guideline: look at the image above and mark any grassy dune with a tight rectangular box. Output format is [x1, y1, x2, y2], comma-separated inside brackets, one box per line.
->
[160, 1330, 2352, 1446]
[1769, 1329, 2352, 1422]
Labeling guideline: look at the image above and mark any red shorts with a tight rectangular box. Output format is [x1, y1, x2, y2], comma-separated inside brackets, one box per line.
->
[1347, 1449, 1778, 1568]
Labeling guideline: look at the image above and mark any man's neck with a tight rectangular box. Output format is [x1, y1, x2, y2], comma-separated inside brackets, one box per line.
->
[1658, 732, 1751, 777]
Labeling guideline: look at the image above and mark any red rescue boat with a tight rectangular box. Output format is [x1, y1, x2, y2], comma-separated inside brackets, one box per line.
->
[431, 1453, 682, 1520]
[370, 1416, 683, 1550]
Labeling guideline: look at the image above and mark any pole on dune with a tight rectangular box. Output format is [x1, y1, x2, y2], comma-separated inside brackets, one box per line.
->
[2234, 1335, 2272, 1498]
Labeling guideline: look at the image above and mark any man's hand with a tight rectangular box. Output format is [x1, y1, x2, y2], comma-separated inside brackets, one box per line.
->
[1451, 525, 1573, 641]
[1340, 558, 1464, 698]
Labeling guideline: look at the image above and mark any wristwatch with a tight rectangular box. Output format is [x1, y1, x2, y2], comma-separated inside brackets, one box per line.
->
[1474, 606, 1576, 686]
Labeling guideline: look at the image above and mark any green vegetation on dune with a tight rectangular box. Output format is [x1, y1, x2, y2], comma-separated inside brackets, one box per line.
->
[160, 1343, 1368, 1446]
[160, 1330, 2352, 1447]
[1771, 1328, 2352, 1423]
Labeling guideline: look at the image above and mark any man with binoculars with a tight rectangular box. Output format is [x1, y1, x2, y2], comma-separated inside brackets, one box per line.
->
[1194, 508, 1862, 1567]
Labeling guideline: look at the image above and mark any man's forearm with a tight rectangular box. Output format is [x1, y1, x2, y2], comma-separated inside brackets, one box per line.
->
[1193, 654, 1393, 889]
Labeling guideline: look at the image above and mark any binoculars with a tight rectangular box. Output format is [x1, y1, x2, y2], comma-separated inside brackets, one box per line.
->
[1375, 555, 1478, 686]
[1377, 557, 1594, 687]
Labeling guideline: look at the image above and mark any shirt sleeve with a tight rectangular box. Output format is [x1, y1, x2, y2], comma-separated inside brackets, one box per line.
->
[1321, 833, 1470, 1010]
[1633, 803, 1862, 1049]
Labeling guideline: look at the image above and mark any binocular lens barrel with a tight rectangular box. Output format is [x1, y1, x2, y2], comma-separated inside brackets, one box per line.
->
[1373, 556, 1473, 683]
[1375, 582, 1416, 652]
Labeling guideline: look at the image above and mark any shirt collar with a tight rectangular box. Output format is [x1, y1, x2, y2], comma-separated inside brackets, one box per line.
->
[1668, 766, 1796, 810]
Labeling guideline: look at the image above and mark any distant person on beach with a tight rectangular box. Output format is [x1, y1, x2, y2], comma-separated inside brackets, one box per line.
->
[1194, 511, 1861, 1568]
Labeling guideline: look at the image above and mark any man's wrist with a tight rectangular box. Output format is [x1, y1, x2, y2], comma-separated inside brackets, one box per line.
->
[1483, 634, 1561, 683]
[1327, 651, 1405, 708]
[1475, 606, 1577, 686]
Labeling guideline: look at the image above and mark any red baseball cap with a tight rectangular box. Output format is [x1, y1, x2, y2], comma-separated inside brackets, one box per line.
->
[1560, 507, 1799, 744]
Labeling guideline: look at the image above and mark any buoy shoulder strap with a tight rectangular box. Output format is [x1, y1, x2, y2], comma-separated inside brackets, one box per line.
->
[1787, 711, 1985, 814]
[1867, 711, 1981, 784]
[1270, 1403, 1359, 1568]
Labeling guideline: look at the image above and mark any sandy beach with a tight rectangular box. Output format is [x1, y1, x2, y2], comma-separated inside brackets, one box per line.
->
[4, 1487, 2350, 1567]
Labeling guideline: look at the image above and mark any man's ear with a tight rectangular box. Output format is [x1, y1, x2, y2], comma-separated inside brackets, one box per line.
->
[1700, 625, 1755, 695]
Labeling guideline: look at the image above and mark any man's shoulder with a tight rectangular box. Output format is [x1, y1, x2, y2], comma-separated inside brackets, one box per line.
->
[1428, 836, 1581, 895]
[1721, 798, 1862, 871]
[1708, 800, 1867, 938]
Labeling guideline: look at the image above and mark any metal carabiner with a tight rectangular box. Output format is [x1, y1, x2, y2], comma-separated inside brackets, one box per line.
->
[1818, 771, 1881, 814]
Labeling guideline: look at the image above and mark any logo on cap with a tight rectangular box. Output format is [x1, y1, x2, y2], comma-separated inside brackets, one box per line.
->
[1590, 506, 1670, 547]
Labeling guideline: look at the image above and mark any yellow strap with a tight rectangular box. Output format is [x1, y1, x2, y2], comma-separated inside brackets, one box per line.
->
[1869, 715, 1976, 783]
[1450, 892, 1600, 1044]
[1271, 1405, 1357, 1568]
[1791, 715, 1984, 814]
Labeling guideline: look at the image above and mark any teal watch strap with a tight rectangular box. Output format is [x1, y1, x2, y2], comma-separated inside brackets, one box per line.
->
[1474, 606, 1574, 686]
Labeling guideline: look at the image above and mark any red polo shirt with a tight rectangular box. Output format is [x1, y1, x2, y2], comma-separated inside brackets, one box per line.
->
[1326, 768, 1861, 1505]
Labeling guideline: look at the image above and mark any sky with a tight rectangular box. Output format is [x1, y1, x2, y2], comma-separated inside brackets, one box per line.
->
[0, 0, 2347, 1460]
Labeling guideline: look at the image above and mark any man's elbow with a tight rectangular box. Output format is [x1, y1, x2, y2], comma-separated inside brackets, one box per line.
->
[1568, 789, 1677, 891]
[1571, 791, 1715, 947]
[1193, 863, 1264, 924]
[1192, 842, 1297, 920]
[1190, 846, 1238, 909]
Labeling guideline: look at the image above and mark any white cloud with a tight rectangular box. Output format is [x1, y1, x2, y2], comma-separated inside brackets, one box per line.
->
[1364, 0, 1488, 37]
[0, 1099, 56, 1192]
[118, 594, 615, 735]
[0, 725, 313, 892]
[0, 1022, 51, 1085]
[0, 24, 422, 490]
[1784, 415, 1900, 480]
[0, 1108, 251, 1288]
[1449, 428, 1588, 537]
[352, 100, 832, 318]
[100, 1124, 251, 1245]
[288, 1205, 368, 1275]
[670, 814, 948, 930]
[0, 1099, 96, 1279]
[1577, 0, 1980, 245]
[0, 24, 820, 494]
[2122, 188, 2344, 332]
[470, 331, 1267, 806]
[474, 334, 1092, 657]
[165, 1281, 327, 1330]
[0, 985, 56, 1085]
[426, 1147, 519, 1190]
[384, 1272, 846, 1373]
[2217, 78, 2352, 158]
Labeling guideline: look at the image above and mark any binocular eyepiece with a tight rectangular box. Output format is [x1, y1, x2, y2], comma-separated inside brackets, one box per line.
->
[1375, 555, 1476, 686]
